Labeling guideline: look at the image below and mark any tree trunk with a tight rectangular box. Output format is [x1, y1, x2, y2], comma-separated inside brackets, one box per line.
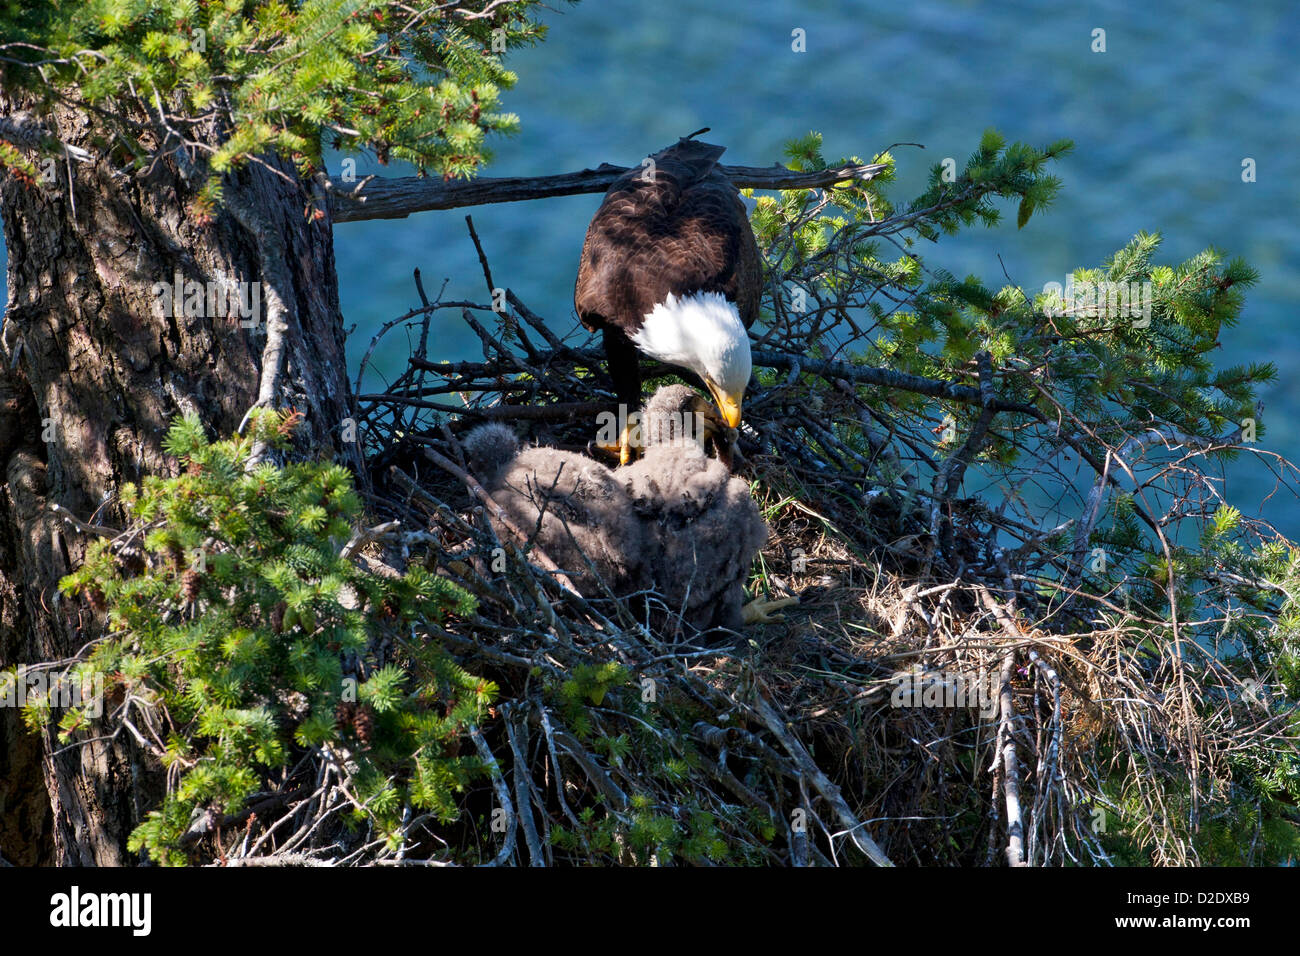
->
[0, 93, 353, 865]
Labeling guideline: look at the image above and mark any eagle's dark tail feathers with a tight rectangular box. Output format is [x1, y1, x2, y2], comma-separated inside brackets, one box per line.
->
[654, 136, 726, 182]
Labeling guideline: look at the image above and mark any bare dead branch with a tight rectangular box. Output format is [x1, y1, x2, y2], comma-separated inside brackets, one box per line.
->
[327, 160, 889, 222]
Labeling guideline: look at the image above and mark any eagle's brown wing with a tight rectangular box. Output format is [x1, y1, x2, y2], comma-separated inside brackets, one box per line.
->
[574, 138, 761, 336]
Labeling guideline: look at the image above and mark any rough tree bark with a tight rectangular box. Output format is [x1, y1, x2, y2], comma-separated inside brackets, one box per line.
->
[0, 93, 353, 865]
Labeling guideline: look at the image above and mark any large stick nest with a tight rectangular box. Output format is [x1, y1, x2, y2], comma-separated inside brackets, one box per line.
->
[278, 213, 1292, 868]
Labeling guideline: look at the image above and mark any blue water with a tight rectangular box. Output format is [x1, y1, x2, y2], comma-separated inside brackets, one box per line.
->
[4, 1, 1297, 531]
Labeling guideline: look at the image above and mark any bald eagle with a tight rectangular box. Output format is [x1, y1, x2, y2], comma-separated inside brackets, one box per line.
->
[575, 134, 761, 462]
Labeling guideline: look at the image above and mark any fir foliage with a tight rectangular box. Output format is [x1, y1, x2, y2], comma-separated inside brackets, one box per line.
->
[0, 1, 562, 210]
[44, 410, 492, 863]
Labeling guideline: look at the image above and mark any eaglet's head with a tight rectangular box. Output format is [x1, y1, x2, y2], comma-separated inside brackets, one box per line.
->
[461, 422, 520, 481]
[639, 384, 737, 462]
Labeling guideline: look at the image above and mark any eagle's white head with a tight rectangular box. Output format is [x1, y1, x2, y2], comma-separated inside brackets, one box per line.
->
[631, 291, 752, 428]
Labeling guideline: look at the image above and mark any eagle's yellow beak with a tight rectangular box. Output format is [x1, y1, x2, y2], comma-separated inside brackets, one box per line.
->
[705, 381, 744, 430]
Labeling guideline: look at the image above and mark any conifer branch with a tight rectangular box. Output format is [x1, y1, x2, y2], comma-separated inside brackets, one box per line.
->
[326, 161, 889, 222]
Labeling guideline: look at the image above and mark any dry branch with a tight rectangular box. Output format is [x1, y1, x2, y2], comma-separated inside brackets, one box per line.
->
[995, 650, 1027, 868]
[749, 689, 893, 867]
[328, 160, 889, 222]
[755, 349, 1039, 415]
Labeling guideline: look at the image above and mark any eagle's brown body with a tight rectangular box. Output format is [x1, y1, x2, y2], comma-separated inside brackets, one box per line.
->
[574, 137, 762, 412]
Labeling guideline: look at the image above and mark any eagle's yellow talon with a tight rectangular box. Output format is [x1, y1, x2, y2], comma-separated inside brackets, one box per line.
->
[617, 415, 640, 465]
[593, 416, 641, 465]
[742, 595, 799, 625]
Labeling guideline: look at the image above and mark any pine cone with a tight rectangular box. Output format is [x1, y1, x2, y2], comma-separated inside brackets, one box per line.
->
[270, 602, 286, 634]
[181, 568, 202, 603]
[86, 586, 108, 612]
[116, 548, 147, 577]
[353, 704, 375, 748]
[335, 700, 357, 731]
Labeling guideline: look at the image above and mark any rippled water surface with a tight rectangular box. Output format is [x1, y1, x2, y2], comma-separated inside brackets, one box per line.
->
[4, 1, 1296, 528]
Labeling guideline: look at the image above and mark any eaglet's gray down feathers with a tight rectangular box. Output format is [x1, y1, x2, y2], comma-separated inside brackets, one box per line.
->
[461, 386, 769, 636]
[619, 385, 769, 633]
[461, 422, 646, 598]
